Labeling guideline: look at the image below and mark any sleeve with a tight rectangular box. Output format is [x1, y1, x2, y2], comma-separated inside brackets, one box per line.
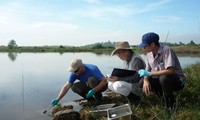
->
[132, 58, 145, 71]
[92, 66, 104, 80]
[146, 55, 151, 71]
[163, 47, 175, 69]
[68, 73, 76, 84]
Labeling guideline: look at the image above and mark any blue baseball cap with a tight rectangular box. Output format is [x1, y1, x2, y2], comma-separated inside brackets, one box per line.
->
[138, 32, 159, 48]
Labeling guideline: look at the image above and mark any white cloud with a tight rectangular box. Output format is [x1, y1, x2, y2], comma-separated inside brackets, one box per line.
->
[32, 22, 78, 31]
[0, 0, 199, 46]
[153, 16, 181, 23]
[148, 0, 171, 8]
[0, 2, 19, 22]
[74, 5, 132, 20]
[132, 0, 172, 14]
[0, 16, 10, 24]
[75, 0, 172, 20]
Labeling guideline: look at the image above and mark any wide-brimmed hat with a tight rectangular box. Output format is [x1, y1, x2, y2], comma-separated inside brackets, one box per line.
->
[67, 59, 83, 72]
[111, 41, 132, 56]
[138, 32, 159, 48]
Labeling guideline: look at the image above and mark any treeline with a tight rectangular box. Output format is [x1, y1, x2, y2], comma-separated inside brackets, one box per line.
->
[0, 39, 199, 53]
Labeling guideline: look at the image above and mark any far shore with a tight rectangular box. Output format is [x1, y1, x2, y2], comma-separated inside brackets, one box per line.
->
[0, 45, 200, 56]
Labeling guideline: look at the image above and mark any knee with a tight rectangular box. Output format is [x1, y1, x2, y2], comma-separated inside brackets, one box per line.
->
[159, 75, 168, 86]
[108, 82, 113, 90]
[71, 84, 78, 93]
[107, 82, 121, 92]
[113, 82, 130, 96]
[87, 77, 99, 88]
[112, 82, 123, 92]
[71, 82, 84, 93]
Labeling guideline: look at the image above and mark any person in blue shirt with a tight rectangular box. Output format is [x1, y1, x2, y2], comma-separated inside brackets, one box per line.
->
[51, 59, 108, 106]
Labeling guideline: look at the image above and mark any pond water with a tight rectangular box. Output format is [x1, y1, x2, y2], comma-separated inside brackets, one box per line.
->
[0, 52, 200, 120]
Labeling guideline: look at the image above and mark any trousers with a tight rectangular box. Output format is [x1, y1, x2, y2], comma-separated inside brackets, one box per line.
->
[71, 77, 107, 98]
[141, 74, 184, 107]
[108, 80, 143, 96]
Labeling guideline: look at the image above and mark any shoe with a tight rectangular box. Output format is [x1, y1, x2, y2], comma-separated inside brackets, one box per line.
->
[127, 92, 141, 104]
[94, 93, 103, 105]
[87, 97, 95, 102]
[95, 98, 102, 105]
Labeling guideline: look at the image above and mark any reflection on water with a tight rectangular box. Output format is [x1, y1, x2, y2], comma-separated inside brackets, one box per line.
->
[7, 52, 18, 61]
[0, 52, 200, 120]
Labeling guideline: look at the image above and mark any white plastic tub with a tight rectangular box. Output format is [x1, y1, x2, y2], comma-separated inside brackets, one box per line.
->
[107, 104, 132, 120]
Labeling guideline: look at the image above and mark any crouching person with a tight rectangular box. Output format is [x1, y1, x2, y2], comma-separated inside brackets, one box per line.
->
[51, 59, 108, 106]
[138, 32, 186, 108]
[107, 41, 146, 104]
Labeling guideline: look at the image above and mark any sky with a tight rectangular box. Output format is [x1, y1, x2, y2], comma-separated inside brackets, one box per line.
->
[0, 0, 200, 46]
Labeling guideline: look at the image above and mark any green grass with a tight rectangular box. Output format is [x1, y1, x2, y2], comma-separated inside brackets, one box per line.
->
[53, 63, 200, 120]
[86, 63, 200, 120]
[133, 63, 200, 120]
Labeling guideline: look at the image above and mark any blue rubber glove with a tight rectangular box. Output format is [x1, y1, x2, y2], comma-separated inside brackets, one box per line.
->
[86, 89, 96, 98]
[51, 98, 59, 106]
[138, 69, 151, 77]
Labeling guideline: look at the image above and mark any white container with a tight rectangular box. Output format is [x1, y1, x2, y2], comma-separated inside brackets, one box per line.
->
[93, 103, 116, 111]
[107, 104, 132, 120]
[90, 103, 116, 117]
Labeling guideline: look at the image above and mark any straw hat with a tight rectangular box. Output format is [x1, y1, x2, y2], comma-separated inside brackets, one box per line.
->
[111, 41, 132, 56]
[67, 59, 83, 72]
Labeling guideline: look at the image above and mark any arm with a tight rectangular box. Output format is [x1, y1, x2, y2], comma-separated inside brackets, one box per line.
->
[139, 67, 175, 77]
[86, 77, 107, 98]
[150, 67, 175, 76]
[142, 68, 174, 95]
[93, 77, 107, 92]
[57, 82, 72, 101]
[142, 77, 151, 95]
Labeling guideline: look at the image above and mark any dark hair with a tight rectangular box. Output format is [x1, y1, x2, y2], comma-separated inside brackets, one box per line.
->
[123, 49, 134, 54]
[149, 41, 160, 46]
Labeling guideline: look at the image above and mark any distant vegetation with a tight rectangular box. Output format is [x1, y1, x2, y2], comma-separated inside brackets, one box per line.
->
[0, 39, 200, 55]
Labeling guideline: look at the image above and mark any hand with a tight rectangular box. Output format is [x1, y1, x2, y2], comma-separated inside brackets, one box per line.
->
[138, 69, 150, 77]
[108, 76, 118, 82]
[51, 98, 59, 106]
[142, 79, 151, 95]
[86, 89, 96, 98]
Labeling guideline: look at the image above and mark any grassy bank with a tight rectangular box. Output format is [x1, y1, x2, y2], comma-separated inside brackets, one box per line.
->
[132, 63, 200, 120]
[81, 63, 200, 120]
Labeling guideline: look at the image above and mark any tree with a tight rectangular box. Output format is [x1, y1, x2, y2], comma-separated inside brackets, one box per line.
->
[92, 43, 104, 49]
[8, 39, 17, 49]
[187, 40, 196, 46]
[179, 42, 185, 45]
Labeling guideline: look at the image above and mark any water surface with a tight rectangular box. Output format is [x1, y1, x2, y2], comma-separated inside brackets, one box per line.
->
[0, 52, 200, 120]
